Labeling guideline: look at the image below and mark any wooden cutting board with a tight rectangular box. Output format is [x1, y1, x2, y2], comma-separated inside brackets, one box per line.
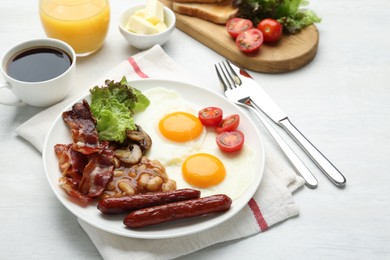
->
[172, 12, 319, 73]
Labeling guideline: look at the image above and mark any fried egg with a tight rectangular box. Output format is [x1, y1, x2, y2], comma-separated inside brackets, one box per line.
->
[168, 131, 255, 199]
[134, 87, 255, 200]
[182, 153, 226, 188]
[133, 87, 207, 166]
[159, 111, 203, 143]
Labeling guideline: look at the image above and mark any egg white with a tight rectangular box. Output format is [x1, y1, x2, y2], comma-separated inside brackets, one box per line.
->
[134, 87, 256, 200]
[133, 87, 207, 166]
[168, 131, 255, 200]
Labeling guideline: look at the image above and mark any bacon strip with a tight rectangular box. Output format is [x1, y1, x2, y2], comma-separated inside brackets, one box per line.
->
[54, 144, 88, 183]
[55, 143, 91, 204]
[62, 99, 101, 154]
[79, 143, 115, 197]
[59, 177, 93, 205]
[55, 99, 116, 204]
[54, 143, 114, 203]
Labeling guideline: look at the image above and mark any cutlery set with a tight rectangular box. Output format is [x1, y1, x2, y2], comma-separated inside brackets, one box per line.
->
[215, 60, 346, 188]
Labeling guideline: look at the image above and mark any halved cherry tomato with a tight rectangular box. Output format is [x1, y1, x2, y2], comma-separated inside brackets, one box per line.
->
[257, 18, 282, 43]
[215, 114, 240, 133]
[226, 18, 253, 39]
[216, 130, 245, 153]
[198, 107, 223, 126]
[236, 28, 264, 53]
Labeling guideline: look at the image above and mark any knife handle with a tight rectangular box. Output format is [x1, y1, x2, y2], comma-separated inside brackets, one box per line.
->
[279, 118, 346, 187]
[244, 102, 318, 188]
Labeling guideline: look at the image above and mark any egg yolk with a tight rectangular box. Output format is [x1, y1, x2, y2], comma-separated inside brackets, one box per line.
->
[182, 153, 226, 188]
[159, 112, 203, 142]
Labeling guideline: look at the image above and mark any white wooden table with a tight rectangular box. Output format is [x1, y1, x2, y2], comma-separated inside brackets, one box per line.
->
[1, 0, 389, 259]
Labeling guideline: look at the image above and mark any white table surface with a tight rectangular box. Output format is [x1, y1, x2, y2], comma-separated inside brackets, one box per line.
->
[1, 0, 389, 259]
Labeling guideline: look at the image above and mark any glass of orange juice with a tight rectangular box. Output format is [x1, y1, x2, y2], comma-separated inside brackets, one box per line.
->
[39, 0, 110, 57]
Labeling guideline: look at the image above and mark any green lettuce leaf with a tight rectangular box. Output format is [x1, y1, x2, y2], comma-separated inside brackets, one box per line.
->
[89, 76, 150, 143]
[233, 0, 321, 34]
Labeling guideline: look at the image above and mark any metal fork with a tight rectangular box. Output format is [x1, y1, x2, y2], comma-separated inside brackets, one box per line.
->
[215, 60, 318, 188]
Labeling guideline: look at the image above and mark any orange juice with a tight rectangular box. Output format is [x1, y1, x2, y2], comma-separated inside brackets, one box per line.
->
[39, 0, 110, 56]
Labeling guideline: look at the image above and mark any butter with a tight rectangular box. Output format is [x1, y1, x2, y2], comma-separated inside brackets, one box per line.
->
[133, 9, 145, 17]
[155, 21, 167, 32]
[126, 16, 160, 35]
[144, 0, 164, 25]
[126, 0, 167, 35]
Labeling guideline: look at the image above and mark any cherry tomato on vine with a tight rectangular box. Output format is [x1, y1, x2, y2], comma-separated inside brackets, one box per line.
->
[215, 114, 240, 133]
[235, 28, 264, 53]
[226, 18, 253, 39]
[198, 107, 223, 126]
[216, 130, 245, 153]
[257, 18, 283, 43]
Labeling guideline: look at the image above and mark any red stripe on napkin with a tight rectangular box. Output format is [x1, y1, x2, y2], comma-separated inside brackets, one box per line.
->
[128, 57, 149, 78]
[248, 198, 268, 231]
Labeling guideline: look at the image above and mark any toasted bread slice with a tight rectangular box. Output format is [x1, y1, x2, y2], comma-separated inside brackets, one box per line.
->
[170, 0, 237, 24]
[160, 0, 238, 25]
[171, 0, 227, 3]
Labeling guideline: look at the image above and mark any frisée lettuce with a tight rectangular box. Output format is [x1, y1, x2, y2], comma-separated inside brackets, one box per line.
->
[233, 0, 321, 34]
[90, 77, 150, 143]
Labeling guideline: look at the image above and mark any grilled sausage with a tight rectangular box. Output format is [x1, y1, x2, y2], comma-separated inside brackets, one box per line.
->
[123, 194, 232, 228]
[98, 188, 201, 214]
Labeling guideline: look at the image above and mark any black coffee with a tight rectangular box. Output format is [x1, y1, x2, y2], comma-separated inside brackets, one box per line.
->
[6, 47, 72, 82]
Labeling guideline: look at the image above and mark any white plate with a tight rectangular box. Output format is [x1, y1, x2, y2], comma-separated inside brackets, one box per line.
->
[43, 79, 265, 239]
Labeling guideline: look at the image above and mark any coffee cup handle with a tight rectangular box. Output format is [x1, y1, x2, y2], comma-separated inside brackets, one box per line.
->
[0, 82, 25, 106]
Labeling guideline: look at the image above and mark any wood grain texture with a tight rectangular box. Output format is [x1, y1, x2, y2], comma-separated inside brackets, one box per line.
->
[173, 11, 319, 73]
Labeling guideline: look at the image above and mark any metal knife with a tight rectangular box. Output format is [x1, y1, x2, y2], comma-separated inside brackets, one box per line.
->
[227, 60, 346, 187]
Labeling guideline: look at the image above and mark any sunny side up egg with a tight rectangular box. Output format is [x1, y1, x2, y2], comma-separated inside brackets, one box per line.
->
[133, 87, 256, 200]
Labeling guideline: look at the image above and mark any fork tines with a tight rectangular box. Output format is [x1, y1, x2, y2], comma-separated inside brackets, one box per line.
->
[215, 60, 233, 91]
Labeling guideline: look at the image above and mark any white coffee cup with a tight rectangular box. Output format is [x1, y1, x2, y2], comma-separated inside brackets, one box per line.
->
[0, 38, 76, 107]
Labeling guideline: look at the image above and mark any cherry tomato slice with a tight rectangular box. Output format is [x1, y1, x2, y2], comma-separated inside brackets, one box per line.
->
[215, 114, 240, 133]
[226, 18, 253, 39]
[236, 28, 264, 53]
[216, 130, 245, 153]
[257, 18, 282, 43]
[198, 107, 223, 126]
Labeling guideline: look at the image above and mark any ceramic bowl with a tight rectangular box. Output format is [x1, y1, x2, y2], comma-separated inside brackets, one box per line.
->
[118, 5, 176, 50]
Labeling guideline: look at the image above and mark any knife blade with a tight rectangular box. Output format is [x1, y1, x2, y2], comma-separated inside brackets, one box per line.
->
[227, 60, 346, 187]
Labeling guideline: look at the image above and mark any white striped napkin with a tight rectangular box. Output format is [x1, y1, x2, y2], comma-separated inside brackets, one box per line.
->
[16, 45, 304, 260]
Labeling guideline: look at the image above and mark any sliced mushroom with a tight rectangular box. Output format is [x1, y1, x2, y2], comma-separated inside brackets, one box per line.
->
[139, 133, 152, 153]
[126, 129, 145, 141]
[114, 144, 142, 165]
[126, 125, 152, 153]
